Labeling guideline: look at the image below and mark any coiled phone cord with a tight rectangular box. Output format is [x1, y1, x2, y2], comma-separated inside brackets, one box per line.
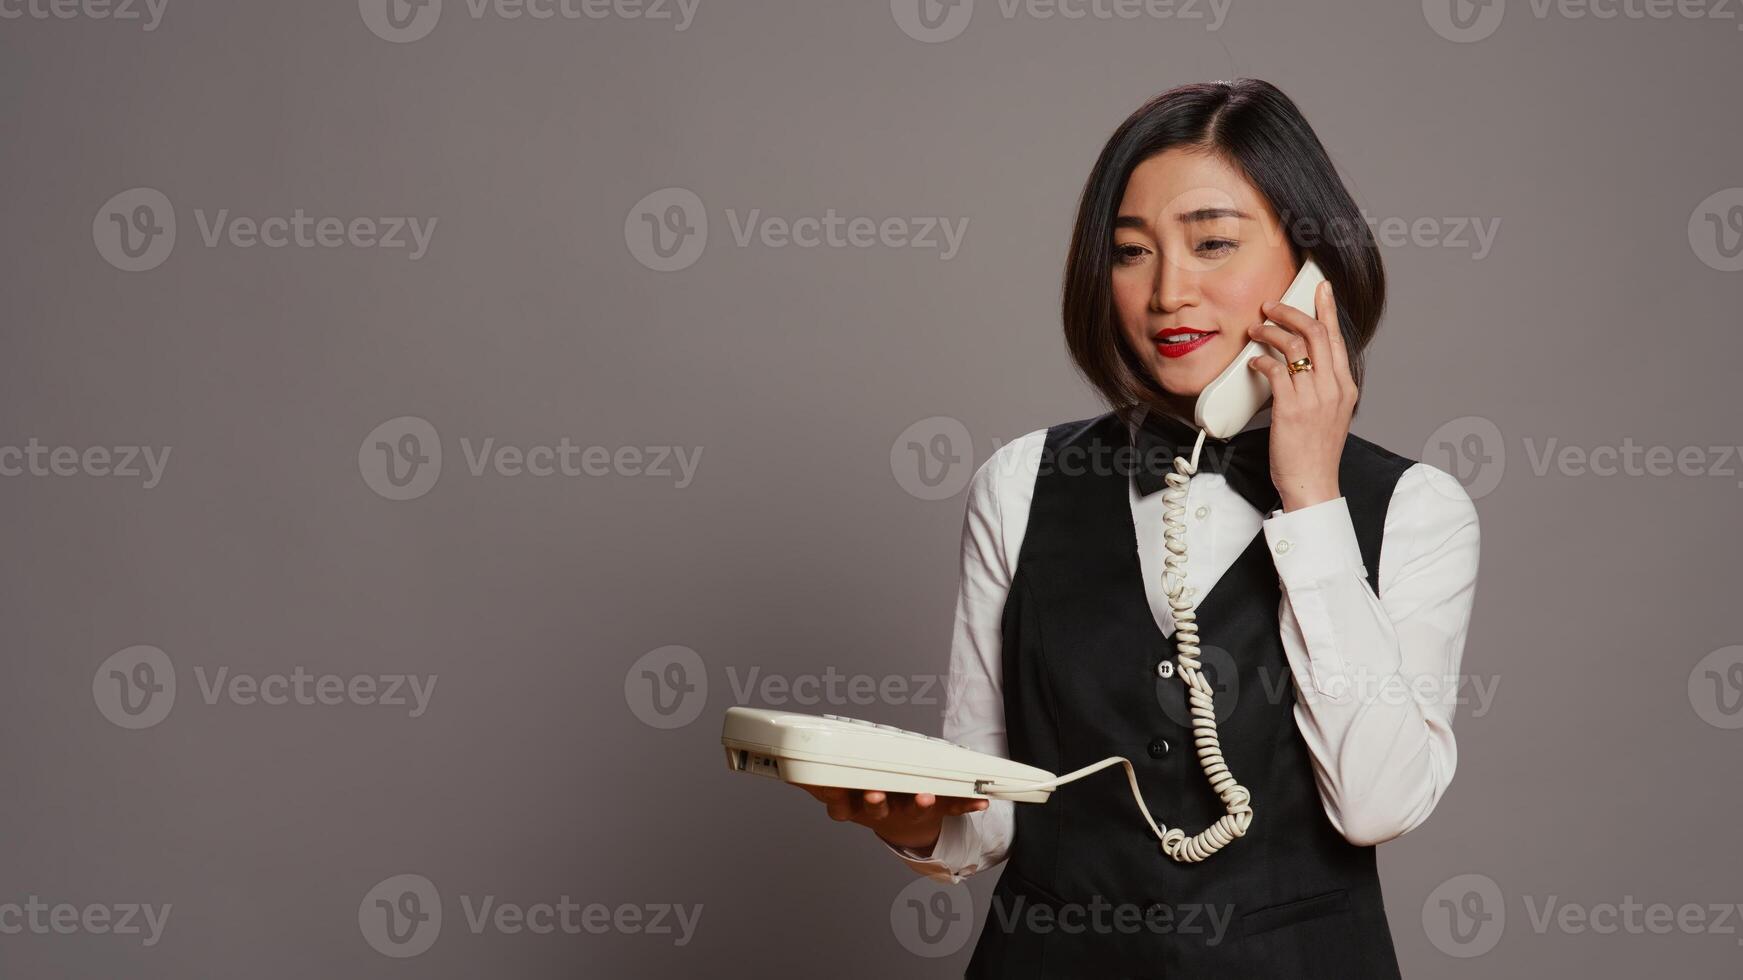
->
[976, 427, 1253, 863]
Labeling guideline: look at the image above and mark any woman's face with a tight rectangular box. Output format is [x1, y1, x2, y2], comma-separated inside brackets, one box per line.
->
[1111, 147, 1300, 409]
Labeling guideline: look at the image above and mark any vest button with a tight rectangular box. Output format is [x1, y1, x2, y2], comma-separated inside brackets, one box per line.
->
[1147, 737, 1170, 759]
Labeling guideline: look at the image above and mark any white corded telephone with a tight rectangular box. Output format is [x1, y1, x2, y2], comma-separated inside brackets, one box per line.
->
[1194, 257, 1327, 438]
[721, 258, 1329, 863]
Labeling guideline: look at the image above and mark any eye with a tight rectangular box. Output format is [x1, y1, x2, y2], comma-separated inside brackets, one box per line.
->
[1195, 238, 1236, 255]
[1113, 242, 1149, 265]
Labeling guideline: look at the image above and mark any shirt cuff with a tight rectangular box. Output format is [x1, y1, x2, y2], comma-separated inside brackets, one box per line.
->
[878, 813, 974, 884]
[1262, 496, 1367, 588]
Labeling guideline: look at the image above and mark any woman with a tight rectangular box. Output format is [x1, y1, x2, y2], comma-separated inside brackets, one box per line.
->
[797, 79, 1480, 978]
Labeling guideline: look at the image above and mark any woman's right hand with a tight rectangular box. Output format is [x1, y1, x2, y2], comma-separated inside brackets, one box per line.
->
[791, 783, 989, 855]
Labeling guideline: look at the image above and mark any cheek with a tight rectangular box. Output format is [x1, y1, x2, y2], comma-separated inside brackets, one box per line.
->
[1110, 278, 1149, 332]
[1205, 280, 1263, 324]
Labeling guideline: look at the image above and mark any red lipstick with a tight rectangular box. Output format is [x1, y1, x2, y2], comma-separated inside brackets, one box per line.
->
[1153, 327, 1217, 359]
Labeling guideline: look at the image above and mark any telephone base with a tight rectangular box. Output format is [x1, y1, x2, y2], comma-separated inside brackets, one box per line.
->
[721, 707, 1055, 802]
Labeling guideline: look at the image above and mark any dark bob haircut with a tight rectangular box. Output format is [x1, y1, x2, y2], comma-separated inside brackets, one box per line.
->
[1062, 78, 1385, 426]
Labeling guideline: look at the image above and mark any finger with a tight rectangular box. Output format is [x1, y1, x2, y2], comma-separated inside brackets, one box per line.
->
[1260, 298, 1331, 401]
[1261, 298, 1329, 370]
[1315, 279, 1357, 400]
[1247, 352, 1299, 407]
[941, 798, 991, 816]
[1247, 324, 1317, 405]
[861, 792, 891, 821]
[1303, 280, 1344, 400]
[1248, 322, 1309, 362]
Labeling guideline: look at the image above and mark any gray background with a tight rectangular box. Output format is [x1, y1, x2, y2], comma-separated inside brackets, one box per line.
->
[4, 0, 1742, 976]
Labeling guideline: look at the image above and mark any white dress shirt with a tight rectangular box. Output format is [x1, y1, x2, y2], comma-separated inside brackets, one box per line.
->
[884, 406, 1482, 884]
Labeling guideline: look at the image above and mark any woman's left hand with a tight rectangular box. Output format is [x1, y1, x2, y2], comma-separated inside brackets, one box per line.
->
[1246, 279, 1357, 513]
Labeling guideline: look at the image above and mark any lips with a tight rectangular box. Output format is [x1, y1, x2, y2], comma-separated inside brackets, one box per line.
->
[1153, 327, 1218, 359]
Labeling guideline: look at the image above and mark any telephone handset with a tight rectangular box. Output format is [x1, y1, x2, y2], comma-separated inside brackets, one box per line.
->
[1193, 257, 1328, 439]
[719, 264, 1331, 864]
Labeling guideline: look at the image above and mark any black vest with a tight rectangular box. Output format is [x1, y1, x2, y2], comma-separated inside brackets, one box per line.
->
[966, 411, 1415, 980]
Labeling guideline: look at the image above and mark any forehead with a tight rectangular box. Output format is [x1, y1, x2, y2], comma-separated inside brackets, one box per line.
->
[1117, 148, 1274, 224]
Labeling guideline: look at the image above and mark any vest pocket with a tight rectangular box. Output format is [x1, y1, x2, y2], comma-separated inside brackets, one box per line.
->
[1238, 887, 1351, 940]
[999, 865, 1069, 909]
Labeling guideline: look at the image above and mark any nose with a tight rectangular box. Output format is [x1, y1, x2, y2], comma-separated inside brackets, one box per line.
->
[1151, 250, 1199, 314]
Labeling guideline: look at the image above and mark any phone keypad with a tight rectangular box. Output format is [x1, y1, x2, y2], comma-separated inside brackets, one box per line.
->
[821, 713, 960, 747]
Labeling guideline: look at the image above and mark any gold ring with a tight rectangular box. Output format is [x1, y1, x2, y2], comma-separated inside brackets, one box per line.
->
[1287, 356, 1314, 375]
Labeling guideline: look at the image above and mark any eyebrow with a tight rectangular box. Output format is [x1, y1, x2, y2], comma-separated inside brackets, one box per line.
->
[1115, 207, 1252, 230]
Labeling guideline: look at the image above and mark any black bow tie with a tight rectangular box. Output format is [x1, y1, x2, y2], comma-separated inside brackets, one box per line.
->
[1130, 409, 1280, 515]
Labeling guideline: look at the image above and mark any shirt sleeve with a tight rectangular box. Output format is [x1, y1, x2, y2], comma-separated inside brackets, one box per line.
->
[1258, 461, 1480, 846]
[878, 431, 1042, 883]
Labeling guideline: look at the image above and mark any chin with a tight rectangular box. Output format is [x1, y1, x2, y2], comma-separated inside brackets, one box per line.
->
[1153, 363, 1217, 399]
